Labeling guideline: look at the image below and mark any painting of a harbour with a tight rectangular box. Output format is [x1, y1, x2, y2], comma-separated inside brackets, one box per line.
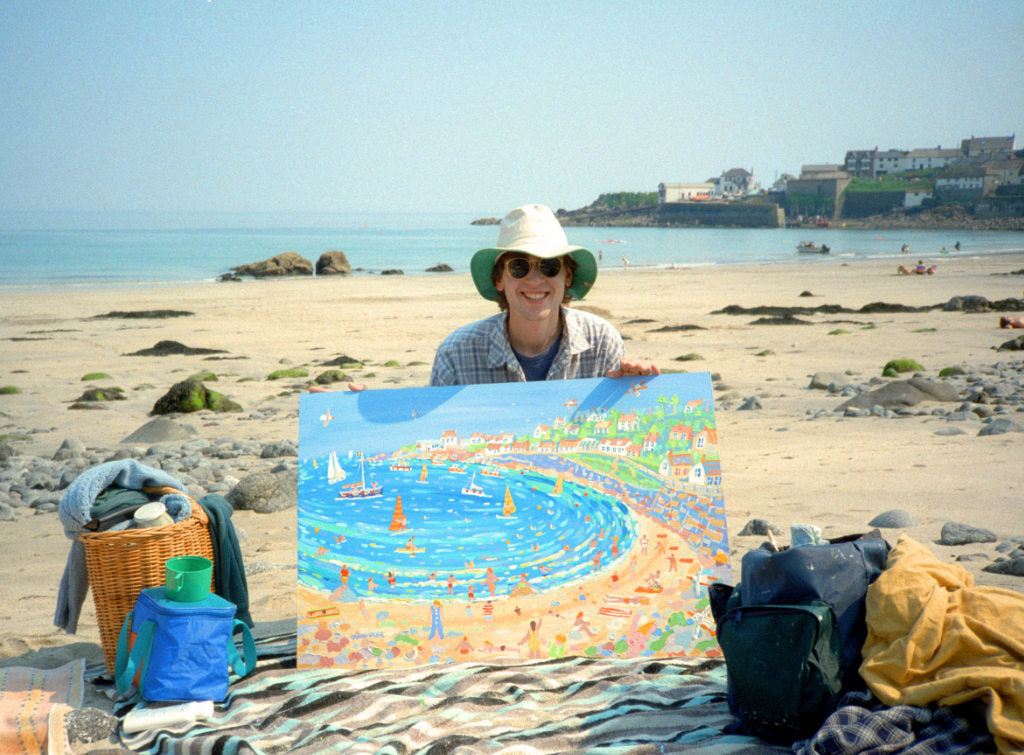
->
[297, 373, 730, 669]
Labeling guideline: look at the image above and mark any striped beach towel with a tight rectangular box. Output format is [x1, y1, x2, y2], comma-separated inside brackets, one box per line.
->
[117, 629, 788, 754]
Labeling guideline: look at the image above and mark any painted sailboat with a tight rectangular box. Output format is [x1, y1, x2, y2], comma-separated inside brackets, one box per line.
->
[481, 466, 501, 478]
[497, 486, 516, 518]
[550, 475, 563, 497]
[337, 454, 382, 499]
[389, 461, 412, 471]
[388, 495, 407, 531]
[327, 451, 346, 484]
[417, 463, 429, 484]
[461, 471, 486, 497]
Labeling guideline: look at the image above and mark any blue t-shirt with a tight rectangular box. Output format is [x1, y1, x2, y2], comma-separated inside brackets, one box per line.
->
[513, 334, 562, 381]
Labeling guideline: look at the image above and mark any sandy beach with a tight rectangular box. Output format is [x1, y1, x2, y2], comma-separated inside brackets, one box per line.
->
[2, 253, 1024, 746]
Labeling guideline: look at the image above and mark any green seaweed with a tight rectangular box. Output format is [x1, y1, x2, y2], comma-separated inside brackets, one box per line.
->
[188, 370, 218, 382]
[883, 358, 924, 375]
[314, 369, 349, 385]
[80, 372, 112, 381]
[268, 367, 309, 380]
[828, 329, 850, 336]
[673, 353, 703, 362]
[0, 386, 21, 395]
[938, 366, 967, 377]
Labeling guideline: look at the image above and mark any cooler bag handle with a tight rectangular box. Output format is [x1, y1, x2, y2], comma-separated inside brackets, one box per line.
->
[115, 612, 155, 697]
[228, 619, 257, 678]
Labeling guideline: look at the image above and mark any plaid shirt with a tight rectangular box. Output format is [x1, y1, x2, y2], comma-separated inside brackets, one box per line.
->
[429, 307, 624, 386]
[795, 690, 995, 755]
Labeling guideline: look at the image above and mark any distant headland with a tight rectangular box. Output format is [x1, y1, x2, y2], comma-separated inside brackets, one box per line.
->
[474, 196, 1022, 231]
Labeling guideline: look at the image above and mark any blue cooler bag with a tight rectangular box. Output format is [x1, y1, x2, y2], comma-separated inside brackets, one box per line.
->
[115, 587, 256, 702]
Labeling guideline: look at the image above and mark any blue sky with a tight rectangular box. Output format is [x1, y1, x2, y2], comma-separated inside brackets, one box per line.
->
[2, 1, 1022, 217]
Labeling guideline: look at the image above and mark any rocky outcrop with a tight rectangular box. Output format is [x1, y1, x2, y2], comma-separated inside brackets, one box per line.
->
[232, 252, 313, 277]
[151, 379, 242, 415]
[316, 251, 352, 276]
[835, 378, 961, 412]
[426, 263, 454, 272]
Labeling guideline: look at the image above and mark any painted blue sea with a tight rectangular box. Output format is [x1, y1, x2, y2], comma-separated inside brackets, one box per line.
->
[296, 374, 725, 607]
[298, 456, 638, 603]
[1, 210, 1021, 290]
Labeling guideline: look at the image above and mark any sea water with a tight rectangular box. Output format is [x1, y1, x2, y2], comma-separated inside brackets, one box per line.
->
[1, 211, 1022, 290]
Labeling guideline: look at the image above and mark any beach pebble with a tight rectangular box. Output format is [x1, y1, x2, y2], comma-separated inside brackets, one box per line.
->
[0, 443, 17, 461]
[977, 417, 1024, 436]
[738, 396, 762, 410]
[808, 372, 848, 390]
[868, 509, 917, 528]
[996, 537, 1024, 553]
[944, 410, 976, 422]
[261, 440, 298, 458]
[737, 518, 783, 536]
[227, 470, 297, 513]
[939, 522, 998, 546]
[52, 438, 87, 461]
[934, 426, 967, 436]
[982, 548, 1024, 577]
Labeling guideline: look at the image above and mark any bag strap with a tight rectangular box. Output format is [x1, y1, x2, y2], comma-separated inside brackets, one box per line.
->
[228, 619, 257, 678]
[115, 612, 155, 697]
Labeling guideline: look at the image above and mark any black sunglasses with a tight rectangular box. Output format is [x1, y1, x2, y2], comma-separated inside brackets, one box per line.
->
[503, 256, 564, 279]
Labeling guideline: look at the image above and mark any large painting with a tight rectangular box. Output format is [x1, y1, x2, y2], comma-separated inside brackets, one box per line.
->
[297, 374, 729, 670]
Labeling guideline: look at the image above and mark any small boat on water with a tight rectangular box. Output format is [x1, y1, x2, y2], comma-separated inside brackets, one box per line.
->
[481, 467, 501, 478]
[337, 454, 382, 500]
[417, 463, 429, 484]
[550, 475, 564, 497]
[796, 241, 830, 254]
[327, 451, 346, 484]
[448, 464, 466, 474]
[497, 486, 517, 518]
[461, 471, 486, 497]
[388, 495, 408, 531]
[389, 462, 411, 471]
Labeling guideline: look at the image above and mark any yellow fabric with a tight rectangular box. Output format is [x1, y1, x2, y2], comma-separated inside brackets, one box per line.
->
[860, 535, 1024, 754]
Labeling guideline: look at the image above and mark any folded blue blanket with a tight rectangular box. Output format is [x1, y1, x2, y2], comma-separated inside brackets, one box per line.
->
[55, 460, 189, 633]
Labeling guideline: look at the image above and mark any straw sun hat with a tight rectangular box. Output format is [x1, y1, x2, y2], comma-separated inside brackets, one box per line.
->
[470, 204, 598, 302]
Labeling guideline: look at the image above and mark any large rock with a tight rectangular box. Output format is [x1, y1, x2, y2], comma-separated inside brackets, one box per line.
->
[939, 521, 997, 545]
[151, 380, 242, 414]
[121, 417, 199, 444]
[227, 470, 297, 513]
[316, 251, 352, 276]
[232, 252, 313, 278]
[835, 378, 960, 412]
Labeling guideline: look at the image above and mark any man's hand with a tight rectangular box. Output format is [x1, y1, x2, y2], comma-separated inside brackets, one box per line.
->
[606, 359, 660, 378]
[308, 383, 366, 393]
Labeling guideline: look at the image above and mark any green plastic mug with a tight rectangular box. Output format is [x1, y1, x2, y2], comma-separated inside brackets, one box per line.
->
[164, 555, 213, 602]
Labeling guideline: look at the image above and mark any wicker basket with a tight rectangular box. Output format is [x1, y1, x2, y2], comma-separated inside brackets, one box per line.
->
[80, 486, 215, 674]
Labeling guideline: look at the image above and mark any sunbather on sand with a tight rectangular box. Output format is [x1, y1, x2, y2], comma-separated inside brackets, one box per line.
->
[1000, 316, 1024, 328]
[897, 260, 936, 275]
